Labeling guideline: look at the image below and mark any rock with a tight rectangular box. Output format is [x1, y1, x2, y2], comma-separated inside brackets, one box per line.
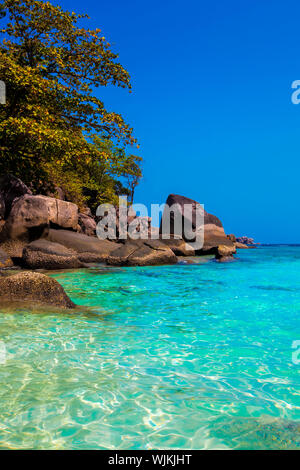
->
[0, 239, 27, 259]
[235, 241, 249, 249]
[46, 229, 118, 263]
[81, 206, 93, 217]
[160, 194, 235, 254]
[236, 236, 255, 245]
[0, 174, 32, 218]
[97, 206, 153, 240]
[0, 271, 76, 308]
[107, 239, 177, 266]
[45, 186, 66, 201]
[215, 244, 236, 262]
[106, 241, 140, 265]
[127, 216, 152, 239]
[160, 237, 195, 256]
[0, 247, 13, 268]
[78, 213, 96, 236]
[150, 226, 160, 238]
[0, 194, 5, 220]
[22, 239, 83, 270]
[127, 243, 177, 266]
[37, 195, 78, 230]
[217, 244, 236, 257]
[1, 195, 50, 241]
[0, 195, 79, 242]
[227, 234, 236, 243]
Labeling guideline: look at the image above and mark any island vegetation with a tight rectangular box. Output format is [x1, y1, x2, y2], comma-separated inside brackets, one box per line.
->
[0, 0, 142, 210]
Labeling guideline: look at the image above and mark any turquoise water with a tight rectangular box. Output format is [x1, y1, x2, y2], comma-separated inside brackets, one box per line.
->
[0, 246, 300, 449]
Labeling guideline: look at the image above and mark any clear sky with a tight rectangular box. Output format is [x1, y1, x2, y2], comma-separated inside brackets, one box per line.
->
[59, 0, 300, 243]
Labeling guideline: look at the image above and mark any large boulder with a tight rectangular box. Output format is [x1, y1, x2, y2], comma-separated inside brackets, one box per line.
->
[160, 194, 235, 254]
[107, 239, 177, 266]
[1, 194, 50, 242]
[46, 229, 118, 263]
[22, 239, 84, 270]
[159, 237, 195, 256]
[0, 174, 32, 218]
[0, 239, 27, 259]
[0, 271, 76, 308]
[78, 212, 96, 237]
[0, 247, 13, 268]
[127, 243, 177, 267]
[37, 195, 78, 230]
[0, 195, 79, 242]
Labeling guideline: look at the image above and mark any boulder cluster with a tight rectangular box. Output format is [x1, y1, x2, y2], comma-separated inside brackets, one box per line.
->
[0, 175, 252, 308]
[0, 175, 250, 272]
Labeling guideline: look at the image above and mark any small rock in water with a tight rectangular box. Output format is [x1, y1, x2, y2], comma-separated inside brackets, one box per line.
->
[0, 271, 76, 309]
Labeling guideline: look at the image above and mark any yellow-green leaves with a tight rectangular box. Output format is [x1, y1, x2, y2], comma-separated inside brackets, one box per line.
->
[0, 0, 141, 207]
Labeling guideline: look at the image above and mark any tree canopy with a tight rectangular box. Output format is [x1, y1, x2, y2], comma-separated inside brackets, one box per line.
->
[0, 0, 142, 208]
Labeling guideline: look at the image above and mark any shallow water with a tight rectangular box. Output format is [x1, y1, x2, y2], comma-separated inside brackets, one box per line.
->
[0, 246, 300, 449]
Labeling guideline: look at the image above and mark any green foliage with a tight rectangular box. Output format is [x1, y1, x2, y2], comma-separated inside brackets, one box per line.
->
[0, 0, 142, 210]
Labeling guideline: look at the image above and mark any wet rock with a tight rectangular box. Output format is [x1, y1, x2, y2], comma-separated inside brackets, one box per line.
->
[235, 241, 249, 249]
[22, 239, 83, 270]
[215, 244, 236, 262]
[0, 271, 76, 308]
[159, 237, 195, 256]
[46, 229, 118, 263]
[128, 244, 177, 266]
[107, 239, 177, 266]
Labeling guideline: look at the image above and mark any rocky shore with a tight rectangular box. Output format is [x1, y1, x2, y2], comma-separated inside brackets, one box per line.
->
[0, 174, 253, 309]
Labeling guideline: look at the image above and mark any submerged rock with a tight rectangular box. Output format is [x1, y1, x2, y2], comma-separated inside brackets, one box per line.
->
[22, 239, 84, 270]
[0, 271, 76, 308]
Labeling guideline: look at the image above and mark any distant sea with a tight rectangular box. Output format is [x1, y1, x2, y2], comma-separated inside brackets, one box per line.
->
[0, 245, 299, 449]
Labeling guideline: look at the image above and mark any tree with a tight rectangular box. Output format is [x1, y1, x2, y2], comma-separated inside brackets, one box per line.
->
[88, 136, 142, 209]
[121, 154, 142, 204]
[0, 0, 142, 208]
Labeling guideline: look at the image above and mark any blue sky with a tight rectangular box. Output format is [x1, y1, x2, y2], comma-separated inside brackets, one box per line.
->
[59, 0, 300, 243]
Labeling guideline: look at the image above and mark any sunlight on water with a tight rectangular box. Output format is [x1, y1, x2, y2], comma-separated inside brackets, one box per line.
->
[0, 246, 300, 449]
